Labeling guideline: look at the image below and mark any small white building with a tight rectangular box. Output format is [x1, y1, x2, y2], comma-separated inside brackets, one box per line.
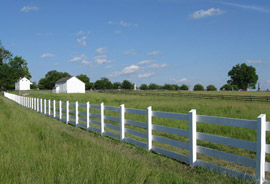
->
[52, 76, 85, 93]
[15, 77, 32, 90]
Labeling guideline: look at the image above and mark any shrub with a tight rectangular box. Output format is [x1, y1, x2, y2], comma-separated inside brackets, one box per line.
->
[180, 84, 189, 90]
[139, 84, 148, 90]
[193, 84, 204, 91]
[206, 85, 217, 91]
[220, 84, 232, 91]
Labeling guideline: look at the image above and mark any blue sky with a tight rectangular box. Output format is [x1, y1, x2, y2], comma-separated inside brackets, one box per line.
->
[1, 0, 270, 89]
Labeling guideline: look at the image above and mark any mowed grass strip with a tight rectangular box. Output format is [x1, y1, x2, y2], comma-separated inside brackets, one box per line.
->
[0, 96, 249, 183]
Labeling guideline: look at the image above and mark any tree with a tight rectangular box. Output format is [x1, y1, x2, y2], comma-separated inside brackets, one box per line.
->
[94, 77, 113, 90]
[0, 41, 12, 65]
[148, 83, 160, 90]
[220, 84, 232, 91]
[76, 74, 90, 84]
[206, 85, 217, 91]
[163, 84, 175, 90]
[113, 82, 121, 89]
[30, 82, 38, 89]
[38, 70, 71, 89]
[227, 63, 258, 90]
[139, 84, 148, 90]
[180, 84, 189, 90]
[193, 84, 204, 91]
[121, 80, 133, 90]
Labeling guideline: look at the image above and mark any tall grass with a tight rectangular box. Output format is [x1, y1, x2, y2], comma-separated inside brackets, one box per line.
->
[0, 96, 249, 183]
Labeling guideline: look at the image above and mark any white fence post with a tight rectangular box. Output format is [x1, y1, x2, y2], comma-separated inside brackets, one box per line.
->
[86, 102, 90, 131]
[256, 114, 266, 184]
[75, 101, 79, 127]
[66, 101, 69, 124]
[189, 109, 197, 167]
[53, 100, 56, 118]
[147, 106, 152, 151]
[44, 99, 47, 115]
[40, 99, 43, 113]
[120, 104, 125, 141]
[37, 98, 39, 112]
[34, 98, 36, 110]
[48, 100, 51, 116]
[32, 98, 34, 109]
[100, 103, 104, 135]
[59, 100, 62, 120]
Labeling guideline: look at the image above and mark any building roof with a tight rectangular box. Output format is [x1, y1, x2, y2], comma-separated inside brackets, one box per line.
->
[56, 76, 73, 83]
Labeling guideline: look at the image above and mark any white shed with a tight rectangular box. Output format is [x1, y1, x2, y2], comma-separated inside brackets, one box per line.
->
[15, 77, 32, 90]
[52, 76, 85, 93]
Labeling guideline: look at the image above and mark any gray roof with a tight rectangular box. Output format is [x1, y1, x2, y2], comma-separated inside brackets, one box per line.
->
[55, 76, 72, 83]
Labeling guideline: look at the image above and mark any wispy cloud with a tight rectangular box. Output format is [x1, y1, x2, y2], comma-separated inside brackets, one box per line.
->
[190, 8, 224, 19]
[138, 73, 155, 78]
[94, 55, 111, 64]
[40, 53, 54, 58]
[106, 65, 113, 69]
[96, 48, 107, 54]
[219, 2, 269, 13]
[123, 49, 136, 55]
[138, 60, 155, 65]
[81, 60, 91, 66]
[68, 54, 86, 63]
[114, 30, 122, 34]
[148, 63, 168, 69]
[171, 78, 188, 83]
[76, 30, 91, 35]
[77, 36, 87, 47]
[147, 51, 160, 56]
[21, 6, 39, 12]
[247, 60, 270, 65]
[109, 64, 140, 77]
[108, 20, 138, 27]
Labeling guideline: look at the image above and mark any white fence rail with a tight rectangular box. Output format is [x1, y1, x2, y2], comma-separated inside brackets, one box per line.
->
[3, 92, 269, 183]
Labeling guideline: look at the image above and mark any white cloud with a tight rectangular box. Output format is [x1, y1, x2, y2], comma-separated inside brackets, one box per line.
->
[96, 48, 107, 54]
[147, 51, 160, 56]
[267, 80, 270, 83]
[148, 63, 168, 69]
[106, 65, 113, 69]
[77, 36, 87, 47]
[21, 6, 39, 12]
[190, 8, 224, 19]
[219, 2, 269, 13]
[171, 78, 188, 83]
[40, 53, 54, 58]
[247, 60, 270, 65]
[138, 73, 155, 78]
[68, 54, 86, 63]
[109, 64, 140, 77]
[138, 60, 155, 65]
[108, 20, 138, 27]
[76, 30, 91, 35]
[94, 55, 111, 64]
[81, 59, 91, 66]
[123, 49, 136, 55]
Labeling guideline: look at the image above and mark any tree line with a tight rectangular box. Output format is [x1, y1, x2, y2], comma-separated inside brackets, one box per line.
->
[0, 41, 259, 91]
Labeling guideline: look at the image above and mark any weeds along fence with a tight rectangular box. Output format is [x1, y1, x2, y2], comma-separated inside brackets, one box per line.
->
[3, 92, 270, 183]
[97, 90, 270, 103]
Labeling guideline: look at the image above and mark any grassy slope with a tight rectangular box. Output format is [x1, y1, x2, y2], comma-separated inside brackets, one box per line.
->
[0, 96, 249, 184]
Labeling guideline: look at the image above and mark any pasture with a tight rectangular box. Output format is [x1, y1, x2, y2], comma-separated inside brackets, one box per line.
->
[0, 95, 248, 183]
[23, 91, 270, 179]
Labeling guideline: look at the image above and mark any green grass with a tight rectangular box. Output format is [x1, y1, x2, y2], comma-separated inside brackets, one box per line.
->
[0, 96, 249, 183]
[24, 92, 270, 178]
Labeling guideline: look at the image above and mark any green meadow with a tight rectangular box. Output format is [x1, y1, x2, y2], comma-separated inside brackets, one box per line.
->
[0, 94, 251, 183]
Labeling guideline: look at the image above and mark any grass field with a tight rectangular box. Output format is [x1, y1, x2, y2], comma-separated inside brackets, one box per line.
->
[0, 95, 250, 183]
[19, 91, 270, 178]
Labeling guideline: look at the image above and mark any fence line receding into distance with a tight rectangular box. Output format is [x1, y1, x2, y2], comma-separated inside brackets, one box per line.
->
[3, 92, 270, 184]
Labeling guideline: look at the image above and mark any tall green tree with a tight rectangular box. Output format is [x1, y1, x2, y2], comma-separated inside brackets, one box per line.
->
[94, 78, 113, 90]
[227, 63, 258, 90]
[76, 74, 90, 83]
[113, 82, 121, 89]
[121, 80, 133, 90]
[148, 83, 160, 90]
[38, 70, 71, 89]
[0, 41, 12, 65]
[139, 84, 148, 90]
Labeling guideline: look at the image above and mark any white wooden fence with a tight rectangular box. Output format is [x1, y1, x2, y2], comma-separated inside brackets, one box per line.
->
[3, 92, 270, 183]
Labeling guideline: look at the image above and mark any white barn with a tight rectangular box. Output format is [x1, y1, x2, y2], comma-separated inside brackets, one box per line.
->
[15, 77, 32, 90]
[52, 76, 85, 93]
